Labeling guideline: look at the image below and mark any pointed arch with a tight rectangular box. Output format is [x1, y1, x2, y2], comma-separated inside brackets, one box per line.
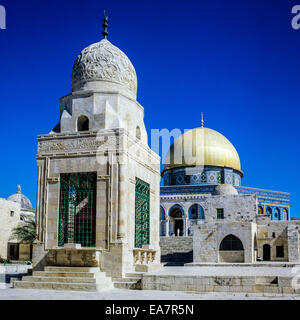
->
[219, 234, 244, 251]
[169, 204, 184, 218]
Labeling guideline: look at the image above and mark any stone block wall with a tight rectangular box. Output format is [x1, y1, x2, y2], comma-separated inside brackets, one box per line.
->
[193, 222, 256, 263]
[257, 222, 289, 261]
[160, 237, 193, 256]
[219, 251, 244, 263]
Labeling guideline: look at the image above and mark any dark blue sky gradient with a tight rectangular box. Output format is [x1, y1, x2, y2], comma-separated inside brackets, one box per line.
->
[0, 0, 299, 215]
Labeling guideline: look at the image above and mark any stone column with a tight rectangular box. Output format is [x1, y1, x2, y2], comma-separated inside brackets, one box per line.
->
[36, 160, 45, 242]
[117, 163, 128, 240]
[169, 218, 173, 236]
[185, 217, 189, 236]
[166, 218, 169, 237]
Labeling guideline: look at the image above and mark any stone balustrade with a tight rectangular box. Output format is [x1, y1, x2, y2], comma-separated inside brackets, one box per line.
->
[133, 248, 156, 266]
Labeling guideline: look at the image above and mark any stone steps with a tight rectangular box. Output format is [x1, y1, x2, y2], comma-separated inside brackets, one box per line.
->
[125, 272, 144, 278]
[13, 281, 99, 292]
[32, 271, 96, 278]
[112, 277, 139, 283]
[112, 272, 143, 290]
[44, 266, 97, 273]
[12, 266, 114, 292]
[113, 280, 141, 290]
[22, 276, 97, 283]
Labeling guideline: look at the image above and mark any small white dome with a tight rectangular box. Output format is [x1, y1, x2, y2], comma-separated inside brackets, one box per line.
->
[7, 185, 33, 210]
[213, 184, 238, 196]
[71, 39, 137, 98]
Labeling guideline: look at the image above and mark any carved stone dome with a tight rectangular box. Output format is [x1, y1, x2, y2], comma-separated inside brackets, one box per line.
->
[71, 39, 137, 99]
[213, 184, 238, 196]
[7, 185, 33, 210]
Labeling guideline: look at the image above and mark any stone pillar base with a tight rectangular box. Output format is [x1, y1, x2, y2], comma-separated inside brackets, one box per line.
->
[32, 241, 47, 271]
[46, 249, 100, 267]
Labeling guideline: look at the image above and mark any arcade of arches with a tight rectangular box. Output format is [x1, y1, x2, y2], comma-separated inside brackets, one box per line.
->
[160, 204, 205, 237]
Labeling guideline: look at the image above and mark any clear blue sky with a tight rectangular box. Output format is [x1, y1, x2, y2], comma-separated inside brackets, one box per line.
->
[0, 0, 299, 216]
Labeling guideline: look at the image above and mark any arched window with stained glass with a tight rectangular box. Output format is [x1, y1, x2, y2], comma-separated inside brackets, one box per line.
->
[188, 204, 205, 220]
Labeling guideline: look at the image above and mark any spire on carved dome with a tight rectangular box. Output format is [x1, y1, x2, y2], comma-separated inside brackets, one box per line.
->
[102, 10, 109, 39]
[71, 15, 137, 99]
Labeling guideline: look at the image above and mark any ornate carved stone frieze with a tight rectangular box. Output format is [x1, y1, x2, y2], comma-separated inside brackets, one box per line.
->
[38, 135, 119, 155]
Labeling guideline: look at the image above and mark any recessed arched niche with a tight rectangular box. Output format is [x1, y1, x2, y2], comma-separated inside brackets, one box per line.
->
[77, 115, 89, 132]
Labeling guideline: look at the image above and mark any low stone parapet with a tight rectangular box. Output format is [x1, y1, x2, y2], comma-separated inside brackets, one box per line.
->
[133, 248, 162, 272]
[141, 273, 300, 294]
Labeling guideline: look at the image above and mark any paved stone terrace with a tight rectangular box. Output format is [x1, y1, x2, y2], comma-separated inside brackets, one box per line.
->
[0, 288, 299, 300]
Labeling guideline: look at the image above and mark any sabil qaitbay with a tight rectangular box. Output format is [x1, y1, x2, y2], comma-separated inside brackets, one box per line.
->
[0, 1, 300, 305]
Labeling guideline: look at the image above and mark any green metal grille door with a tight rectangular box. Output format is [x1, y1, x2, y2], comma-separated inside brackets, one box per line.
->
[58, 172, 97, 247]
[135, 178, 150, 248]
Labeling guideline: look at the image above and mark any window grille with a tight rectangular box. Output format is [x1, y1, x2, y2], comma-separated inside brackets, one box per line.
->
[135, 178, 150, 248]
[58, 172, 97, 247]
[217, 208, 224, 219]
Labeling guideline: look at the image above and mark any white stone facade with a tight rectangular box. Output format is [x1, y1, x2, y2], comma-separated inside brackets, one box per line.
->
[0, 198, 21, 259]
[0, 198, 34, 260]
[160, 192, 300, 263]
[160, 193, 257, 237]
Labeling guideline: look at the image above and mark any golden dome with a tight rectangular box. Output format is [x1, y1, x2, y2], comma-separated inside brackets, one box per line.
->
[163, 127, 242, 176]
